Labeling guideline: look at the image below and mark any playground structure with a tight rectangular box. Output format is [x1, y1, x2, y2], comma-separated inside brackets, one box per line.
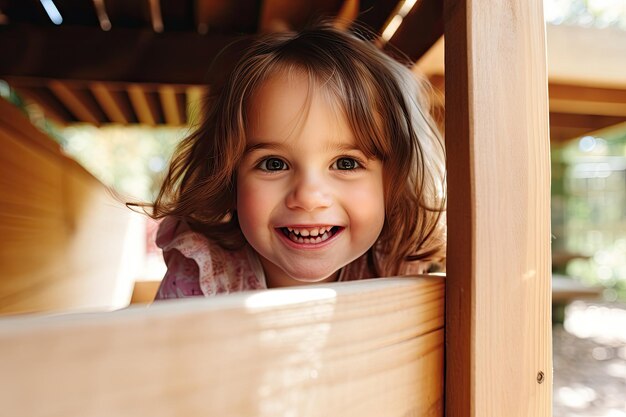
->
[0, 1, 554, 415]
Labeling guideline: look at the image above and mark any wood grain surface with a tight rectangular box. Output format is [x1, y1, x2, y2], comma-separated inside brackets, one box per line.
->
[0, 98, 140, 315]
[0, 276, 444, 417]
[444, 0, 553, 415]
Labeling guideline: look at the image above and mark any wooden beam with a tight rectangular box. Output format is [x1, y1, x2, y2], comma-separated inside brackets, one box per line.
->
[334, 0, 359, 29]
[186, 86, 208, 126]
[195, 0, 259, 34]
[148, 0, 164, 33]
[196, 0, 229, 34]
[128, 84, 159, 126]
[549, 83, 626, 104]
[444, 0, 552, 415]
[550, 99, 626, 117]
[90, 82, 131, 124]
[12, 86, 70, 125]
[572, 121, 626, 143]
[383, 0, 444, 62]
[549, 83, 626, 117]
[158, 85, 183, 125]
[547, 24, 626, 89]
[92, 0, 112, 31]
[48, 80, 102, 125]
[0, 277, 445, 416]
[258, 0, 342, 32]
[550, 112, 626, 131]
[0, 23, 253, 85]
[550, 127, 590, 144]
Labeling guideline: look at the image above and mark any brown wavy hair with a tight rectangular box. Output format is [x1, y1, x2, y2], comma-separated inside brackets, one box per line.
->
[147, 24, 446, 276]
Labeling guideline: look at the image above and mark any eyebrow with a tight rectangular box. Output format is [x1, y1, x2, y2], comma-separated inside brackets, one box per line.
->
[244, 141, 363, 154]
[244, 142, 284, 154]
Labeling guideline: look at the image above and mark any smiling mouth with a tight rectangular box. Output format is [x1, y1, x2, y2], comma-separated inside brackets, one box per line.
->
[279, 226, 341, 244]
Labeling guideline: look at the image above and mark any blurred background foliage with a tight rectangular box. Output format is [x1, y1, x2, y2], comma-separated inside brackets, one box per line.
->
[545, 0, 626, 29]
[552, 127, 626, 302]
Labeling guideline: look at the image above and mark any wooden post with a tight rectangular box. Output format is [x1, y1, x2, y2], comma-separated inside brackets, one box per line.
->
[444, 1, 552, 416]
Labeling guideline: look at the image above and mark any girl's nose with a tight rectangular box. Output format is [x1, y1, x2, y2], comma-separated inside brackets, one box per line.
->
[285, 174, 333, 212]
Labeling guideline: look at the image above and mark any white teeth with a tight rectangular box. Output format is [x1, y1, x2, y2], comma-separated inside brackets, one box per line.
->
[285, 226, 333, 237]
[285, 229, 333, 244]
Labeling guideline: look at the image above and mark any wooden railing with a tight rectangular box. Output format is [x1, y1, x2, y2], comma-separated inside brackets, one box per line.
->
[0, 277, 444, 417]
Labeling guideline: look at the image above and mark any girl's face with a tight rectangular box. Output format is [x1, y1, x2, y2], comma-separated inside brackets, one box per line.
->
[236, 73, 385, 288]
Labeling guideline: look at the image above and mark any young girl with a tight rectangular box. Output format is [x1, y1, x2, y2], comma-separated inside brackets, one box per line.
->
[150, 24, 446, 299]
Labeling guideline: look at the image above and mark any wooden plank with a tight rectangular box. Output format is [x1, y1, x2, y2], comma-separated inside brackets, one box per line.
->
[0, 23, 253, 85]
[12, 86, 71, 125]
[90, 82, 130, 124]
[259, 0, 301, 32]
[195, 0, 259, 34]
[130, 280, 161, 304]
[550, 99, 626, 118]
[147, 0, 164, 33]
[48, 80, 102, 125]
[547, 24, 626, 89]
[128, 84, 158, 126]
[549, 83, 626, 105]
[549, 83, 626, 117]
[383, 0, 443, 62]
[334, 0, 359, 29]
[550, 126, 592, 144]
[0, 97, 138, 315]
[186, 86, 208, 126]
[92, 0, 112, 31]
[444, 0, 552, 416]
[550, 112, 626, 132]
[258, 0, 342, 32]
[158, 85, 183, 125]
[0, 277, 445, 417]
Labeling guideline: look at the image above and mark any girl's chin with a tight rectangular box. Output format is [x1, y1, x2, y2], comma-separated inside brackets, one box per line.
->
[266, 268, 340, 287]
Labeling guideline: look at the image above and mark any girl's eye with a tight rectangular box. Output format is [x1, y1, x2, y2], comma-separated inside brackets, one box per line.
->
[333, 157, 360, 170]
[259, 157, 287, 171]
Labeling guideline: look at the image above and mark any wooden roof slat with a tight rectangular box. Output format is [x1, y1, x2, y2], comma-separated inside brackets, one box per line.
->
[550, 99, 626, 118]
[158, 85, 182, 125]
[549, 112, 626, 132]
[258, 0, 343, 33]
[128, 84, 158, 126]
[195, 0, 259, 34]
[48, 80, 101, 125]
[0, 23, 253, 85]
[550, 127, 592, 143]
[196, 0, 229, 34]
[90, 82, 131, 124]
[12, 86, 70, 125]
[104, 1, 150, 28]
[383, 0, 443, 62]
[549, 83, 626, 104]
[186, 86, 207, 126]
[148, 0, 164, 33]
[92, 0, 112, 31]
[354, 1, 397, 36]
[334, 0, 359, 29]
